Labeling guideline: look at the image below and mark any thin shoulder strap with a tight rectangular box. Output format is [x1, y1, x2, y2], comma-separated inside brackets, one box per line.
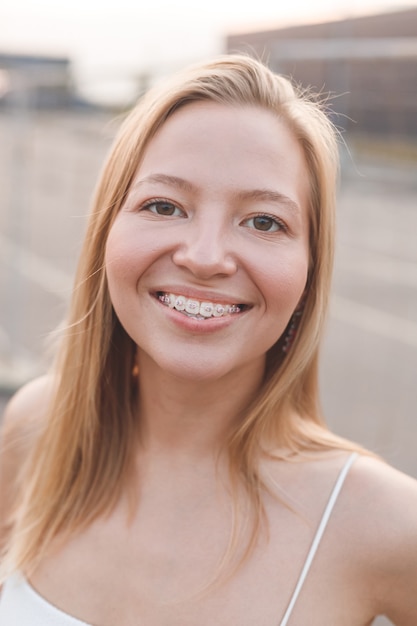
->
[279, 452, 358, 626]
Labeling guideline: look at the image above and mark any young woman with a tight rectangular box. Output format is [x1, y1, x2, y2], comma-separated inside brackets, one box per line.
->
[0, 55, 416, 626]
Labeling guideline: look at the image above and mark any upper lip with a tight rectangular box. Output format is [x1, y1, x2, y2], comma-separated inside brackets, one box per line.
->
[152, 286, 251, 306]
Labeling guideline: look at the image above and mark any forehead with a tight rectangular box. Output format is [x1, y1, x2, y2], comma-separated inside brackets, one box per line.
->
[134, 101, 310, 211]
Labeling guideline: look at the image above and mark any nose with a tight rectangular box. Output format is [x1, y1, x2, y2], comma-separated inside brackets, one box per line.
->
[172, 216, 238, 279]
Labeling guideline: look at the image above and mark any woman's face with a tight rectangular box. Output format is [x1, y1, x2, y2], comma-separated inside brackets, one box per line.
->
[105, 102, 310, 383]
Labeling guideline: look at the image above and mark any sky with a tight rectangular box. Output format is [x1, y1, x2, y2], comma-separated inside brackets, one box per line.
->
[1, 0, 417, 103]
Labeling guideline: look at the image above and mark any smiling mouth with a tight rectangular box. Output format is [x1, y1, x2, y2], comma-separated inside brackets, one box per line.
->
[156, 292, 249, 320]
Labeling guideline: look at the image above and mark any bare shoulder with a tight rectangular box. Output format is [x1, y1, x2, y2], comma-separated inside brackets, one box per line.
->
[0, 376, 56, 545]
[0, 374, 55, 482]
[340, 454, 417, 623]
[343, 454, 417, 533]
[1, 374, 55, 432]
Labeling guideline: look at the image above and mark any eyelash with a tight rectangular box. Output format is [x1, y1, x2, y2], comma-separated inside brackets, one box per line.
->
[140, 198, 184, 217]
[243, 213, 287, 233]
[139, 200, 287, 233]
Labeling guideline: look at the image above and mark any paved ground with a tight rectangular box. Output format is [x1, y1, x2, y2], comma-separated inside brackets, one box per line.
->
[0, 109, 416, 626]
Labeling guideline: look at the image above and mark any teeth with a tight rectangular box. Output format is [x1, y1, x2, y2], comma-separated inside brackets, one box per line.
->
[174, 296, 186, 311]
[199, 302, 214, 318]
[212, 304, 226, 317]
[158, 293, 242, 319]
[185, 299, 200, 314]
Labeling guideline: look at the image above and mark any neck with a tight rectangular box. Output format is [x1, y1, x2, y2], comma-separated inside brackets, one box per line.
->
[135, 351, 265, 458]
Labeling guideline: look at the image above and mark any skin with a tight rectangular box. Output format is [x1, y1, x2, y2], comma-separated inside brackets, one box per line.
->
[105, 102, 310, 448]
[1, 103, 417, 625]
[105, 102, 310, 385]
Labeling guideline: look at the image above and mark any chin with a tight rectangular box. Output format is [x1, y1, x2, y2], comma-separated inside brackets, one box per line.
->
[143, 347, 265, 387]
[159, 357, 237, 383]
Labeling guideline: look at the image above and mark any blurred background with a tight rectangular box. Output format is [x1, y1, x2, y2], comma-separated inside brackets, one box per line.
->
[0, 5, 416, 619]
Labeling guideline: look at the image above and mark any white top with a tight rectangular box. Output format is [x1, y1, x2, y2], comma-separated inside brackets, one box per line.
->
[0, 572, 90, 625]
[0, 453, 357, 626]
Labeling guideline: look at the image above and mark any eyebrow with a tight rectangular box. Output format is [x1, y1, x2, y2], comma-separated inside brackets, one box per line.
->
[235, 188, 301, 214]
[132, 174, 194, 193]
[132, 174, 301, 214]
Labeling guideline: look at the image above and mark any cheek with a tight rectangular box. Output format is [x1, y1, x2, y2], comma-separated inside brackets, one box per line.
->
[105, 230, 127, 287]
[105, 219, 147, 284]
[257, 253, 309, 312]
[104, 225, 144, 314]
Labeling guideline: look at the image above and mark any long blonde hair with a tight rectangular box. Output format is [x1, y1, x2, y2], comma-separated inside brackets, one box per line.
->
[2, 54, 361, 579]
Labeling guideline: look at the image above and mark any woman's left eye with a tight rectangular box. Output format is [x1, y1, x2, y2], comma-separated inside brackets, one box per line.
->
[141, 200, 184, 217]
[244, 215, 284, 232]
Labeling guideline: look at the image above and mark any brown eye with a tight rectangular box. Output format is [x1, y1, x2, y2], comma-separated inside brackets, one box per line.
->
[143, 201, 183, 217]
[246, 215, 282, 232]
[253, 216, 274, 231]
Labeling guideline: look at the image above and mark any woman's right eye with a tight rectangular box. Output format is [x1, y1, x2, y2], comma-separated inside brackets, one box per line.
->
[141, 200, 184, 217]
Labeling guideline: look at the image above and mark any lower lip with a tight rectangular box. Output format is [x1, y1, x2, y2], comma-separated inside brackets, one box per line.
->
[153, 296, 245, 333]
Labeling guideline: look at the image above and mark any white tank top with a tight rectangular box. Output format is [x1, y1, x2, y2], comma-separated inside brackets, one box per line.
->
[0, 453, 357, 626]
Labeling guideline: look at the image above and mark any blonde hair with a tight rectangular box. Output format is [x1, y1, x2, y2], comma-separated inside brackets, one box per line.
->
[2, 54, 361, 579]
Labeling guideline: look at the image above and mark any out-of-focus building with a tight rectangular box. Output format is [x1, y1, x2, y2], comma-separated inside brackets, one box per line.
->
[226, 7, 417, 140]
[0, 53, 73, 109]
